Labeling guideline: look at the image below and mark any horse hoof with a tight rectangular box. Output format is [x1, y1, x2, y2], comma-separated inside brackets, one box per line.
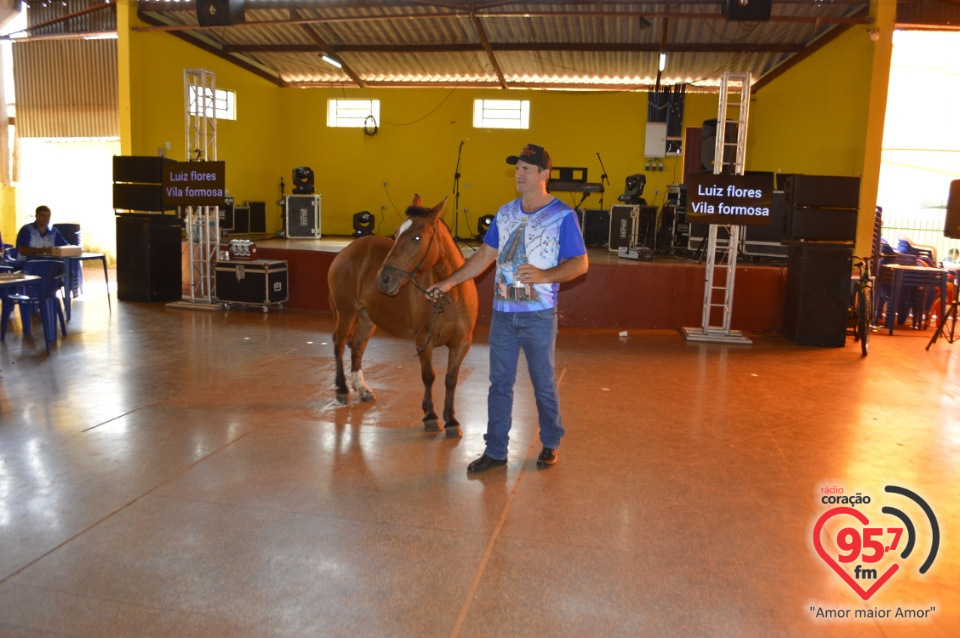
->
[444, 426, 462, 439]
[359, 391, 376, 403]
[423, 419, 440, 432]
[336, 392, 349, 405]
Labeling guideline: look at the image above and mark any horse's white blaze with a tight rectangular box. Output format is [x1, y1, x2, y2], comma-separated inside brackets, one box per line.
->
[395, 219, 413, 238]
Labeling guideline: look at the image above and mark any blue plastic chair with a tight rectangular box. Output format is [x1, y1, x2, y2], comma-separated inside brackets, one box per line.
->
[0, 260, 67, 354]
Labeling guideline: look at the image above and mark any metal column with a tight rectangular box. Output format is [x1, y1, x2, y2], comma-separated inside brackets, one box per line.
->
[682, 71, 752, 344]
[168, 68, 223, 311]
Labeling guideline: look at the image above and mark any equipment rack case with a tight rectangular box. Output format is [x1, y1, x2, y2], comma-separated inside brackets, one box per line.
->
[215, 259, 288, 312]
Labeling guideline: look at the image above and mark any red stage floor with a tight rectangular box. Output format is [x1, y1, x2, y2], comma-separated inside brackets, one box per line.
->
[254, 236, 787, 332]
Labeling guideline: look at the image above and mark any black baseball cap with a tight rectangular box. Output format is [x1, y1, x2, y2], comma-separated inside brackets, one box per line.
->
[506, 143, 551, 171]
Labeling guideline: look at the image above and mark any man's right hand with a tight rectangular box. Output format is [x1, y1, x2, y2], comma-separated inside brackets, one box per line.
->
[425, 281, 451, 301]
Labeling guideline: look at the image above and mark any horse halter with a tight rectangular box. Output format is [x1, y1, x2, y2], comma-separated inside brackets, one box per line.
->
[380, 218, 449, 354]
[381, 218, 441, 295]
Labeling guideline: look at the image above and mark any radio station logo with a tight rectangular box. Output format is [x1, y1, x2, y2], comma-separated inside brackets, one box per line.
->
[809, 484, 941, 621]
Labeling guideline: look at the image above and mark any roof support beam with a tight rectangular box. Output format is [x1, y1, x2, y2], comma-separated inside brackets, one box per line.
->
[224, 42, 806, 55]
[470, 4, 507, 89]
[291, 8, 367, 88]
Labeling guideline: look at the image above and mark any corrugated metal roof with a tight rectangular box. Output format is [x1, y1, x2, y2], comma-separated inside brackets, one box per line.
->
[18, 1, 891, 90]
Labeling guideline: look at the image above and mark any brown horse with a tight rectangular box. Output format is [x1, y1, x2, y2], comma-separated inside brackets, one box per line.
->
[328, 195, 479, 438]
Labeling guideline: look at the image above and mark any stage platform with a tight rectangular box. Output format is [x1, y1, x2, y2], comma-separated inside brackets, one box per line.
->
[252, 236, 787, 332]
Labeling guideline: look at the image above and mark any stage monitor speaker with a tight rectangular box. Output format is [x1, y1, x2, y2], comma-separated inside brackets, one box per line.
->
[701, 119, 739, 173]
[944, 179, 960, 239]
[232, 206, 250, 234]
[783, 243, 852, 347]
[113, 155, 174, 184]
[579, 209, 610, 247]
[196, 0, 245, 26]
[723, 0, 772, 21]
[247, 201, 267, 233]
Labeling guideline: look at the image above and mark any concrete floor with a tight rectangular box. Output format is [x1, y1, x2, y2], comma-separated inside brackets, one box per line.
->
[1, 267, 958, 636]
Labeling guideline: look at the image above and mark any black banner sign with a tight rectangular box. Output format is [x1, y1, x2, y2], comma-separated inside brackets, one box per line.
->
[161, 161, 226, 207]
[685, 173, 773, 226]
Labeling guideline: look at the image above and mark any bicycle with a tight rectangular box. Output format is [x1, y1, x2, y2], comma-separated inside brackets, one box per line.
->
[851, 254, 876, 357]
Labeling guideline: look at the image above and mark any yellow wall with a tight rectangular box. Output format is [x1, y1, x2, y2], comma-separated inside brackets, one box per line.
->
[0, 185, 15, 245]
[749, 8, 895, 254]
[278, 88, 717, 236]
[749, 28, 874, 176]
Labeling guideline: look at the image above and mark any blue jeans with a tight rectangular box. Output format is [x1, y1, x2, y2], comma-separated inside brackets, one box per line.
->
[484, 308, 563, 460]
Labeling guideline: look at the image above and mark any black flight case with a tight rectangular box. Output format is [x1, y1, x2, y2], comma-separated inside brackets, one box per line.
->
[215, 259, 288, 312]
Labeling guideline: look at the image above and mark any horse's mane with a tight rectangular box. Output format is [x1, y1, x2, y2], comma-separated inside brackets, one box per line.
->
[405, 205, 431, 218]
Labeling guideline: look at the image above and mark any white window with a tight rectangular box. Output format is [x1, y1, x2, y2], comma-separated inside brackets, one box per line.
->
[327, 99, 380, 128]
[188, 86, 236, 121]
[473, 99, 530, 129]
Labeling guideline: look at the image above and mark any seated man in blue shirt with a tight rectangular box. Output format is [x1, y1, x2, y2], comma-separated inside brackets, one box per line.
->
[16, 205, 68, 261]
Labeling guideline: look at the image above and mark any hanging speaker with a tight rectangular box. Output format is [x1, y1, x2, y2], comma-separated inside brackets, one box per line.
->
[722, 0, 772, 21]
[944, 180, 960, 239]
[196, 0, 245, 27]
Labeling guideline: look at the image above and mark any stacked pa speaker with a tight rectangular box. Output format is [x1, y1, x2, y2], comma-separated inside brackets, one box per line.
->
[781, 174, 860, 347]
[112, 155, 175, 212]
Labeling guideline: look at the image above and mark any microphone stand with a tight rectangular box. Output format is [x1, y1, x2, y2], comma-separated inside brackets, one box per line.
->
[596, 152, 610, 211]
[452, 140, 468, 246]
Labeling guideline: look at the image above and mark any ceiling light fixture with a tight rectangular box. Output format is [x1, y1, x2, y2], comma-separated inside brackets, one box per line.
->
[659, 52, 667, 72]
[321, 55, 342, 69]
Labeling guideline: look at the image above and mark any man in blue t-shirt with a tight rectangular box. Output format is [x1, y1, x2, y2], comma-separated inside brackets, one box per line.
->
[16, 205, 68, 261]
[427, 143, 588, 472]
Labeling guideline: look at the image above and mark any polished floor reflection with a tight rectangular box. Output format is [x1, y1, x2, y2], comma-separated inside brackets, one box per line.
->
[1, 268, 959, 636]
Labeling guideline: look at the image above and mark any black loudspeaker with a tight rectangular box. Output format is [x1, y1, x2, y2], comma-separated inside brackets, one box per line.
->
[723, 0, 772, 21]
[783, 243, 853, 347]
[196, 0, 245, 27]
[701, 119, 738, 173]
[113, 183, 172, 211]
[783, 175, 860, 242]
[943, 180, 960, 239]
[784, 175, 860, 209]
[232, 206, 250, 233]
[580, 209, 610, 247]
[116, 213, 182, 302]
[247, 201, 267, 233]
[113, 156, 174, 184]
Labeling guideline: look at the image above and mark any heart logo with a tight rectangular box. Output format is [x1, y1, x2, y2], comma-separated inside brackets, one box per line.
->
[813, 507, 900, 600]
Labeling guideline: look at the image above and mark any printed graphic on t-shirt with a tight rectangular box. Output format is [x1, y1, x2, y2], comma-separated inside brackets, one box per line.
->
[492, 199, 572, 312]
[494, 215, 539, 303]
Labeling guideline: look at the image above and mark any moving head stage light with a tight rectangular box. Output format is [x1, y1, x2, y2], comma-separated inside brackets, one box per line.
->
[292, 167, 315, 194]
[353, 211, 375, 237]
[477, 214, 494, 241]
